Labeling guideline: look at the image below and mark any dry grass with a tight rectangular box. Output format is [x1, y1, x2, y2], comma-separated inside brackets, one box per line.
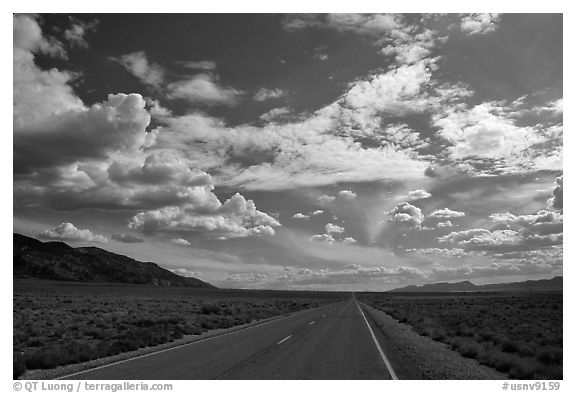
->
[14, 280, 344, 378]
[358, 292, 562, 380]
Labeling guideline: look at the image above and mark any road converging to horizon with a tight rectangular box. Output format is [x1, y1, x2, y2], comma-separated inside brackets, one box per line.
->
[60, 296, 396, 380]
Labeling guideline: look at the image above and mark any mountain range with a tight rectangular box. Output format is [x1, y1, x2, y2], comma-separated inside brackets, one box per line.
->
[13, 233, 214, 288]
[389, 276, 562, 292]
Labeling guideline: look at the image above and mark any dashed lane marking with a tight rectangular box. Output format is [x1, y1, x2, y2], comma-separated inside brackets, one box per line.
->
[276, 335, 293, 345]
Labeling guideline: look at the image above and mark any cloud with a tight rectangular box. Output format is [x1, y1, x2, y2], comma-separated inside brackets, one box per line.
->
[13, 15, 66, 59]
[325, 223, 345, 234]
[342, 237, 357, 244]
[283, 13, 402, 36]
[407, 189, 431, 200]
[14, 16, 82, 129]
[38, 222, 107, 243]
[437, 221, 453, 228]
[15, 93, 151, 174]
[311, 210, 324, 216]
[429, 208, 466, 219]
[342, 61, 433, 118]
[433, 102, 543, 162]
[438, 228, 562, 253]
[169, 267, 202, 278]
[490, 210, 563, 237]
[547, 175, 563, 211]
[388, 202, 424, 228]
[429, 261, 555, 282]
[338, 190, 357, 200]
[318, 195, 336, 203]
[111, 233, 144, 243]
[253, 88, 288, 101]
[170, 238, 191, 246]
[259, 107, 292, 122]
[313, 53, 329, 61]
[167, 73, 243, 105]
[310, 234, 335, 244]
[177, 60, 217, 71]
[292, 213, 309, 219]
[113, 51, 165, 87]
[460, 13, 501, 35]
[64, 17, 98, 48]
[129, 193, 280, 239]
[406, 247, 467, 258]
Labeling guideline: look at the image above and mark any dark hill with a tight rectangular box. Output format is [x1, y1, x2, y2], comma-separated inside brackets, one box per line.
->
[389, 276, 562, 292]
[13, 233, 214, 288]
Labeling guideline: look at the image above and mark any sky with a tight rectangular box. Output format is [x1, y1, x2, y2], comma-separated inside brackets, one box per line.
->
[12, 13, 563, 291]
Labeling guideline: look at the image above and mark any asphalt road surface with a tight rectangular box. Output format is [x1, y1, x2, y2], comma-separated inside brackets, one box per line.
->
[61, 295, 396, 380]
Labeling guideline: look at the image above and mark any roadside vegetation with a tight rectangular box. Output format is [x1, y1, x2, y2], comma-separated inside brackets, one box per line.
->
[13, 280, 345, 378]
[358, 292, 562, 380]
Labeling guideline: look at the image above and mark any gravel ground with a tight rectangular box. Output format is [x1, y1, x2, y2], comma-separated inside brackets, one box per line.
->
[360, 302, 507, 380]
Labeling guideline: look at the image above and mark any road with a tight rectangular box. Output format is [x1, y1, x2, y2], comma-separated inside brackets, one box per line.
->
[61, 296, 396, 380]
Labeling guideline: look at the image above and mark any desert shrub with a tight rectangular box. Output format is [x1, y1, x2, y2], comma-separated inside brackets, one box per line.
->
[487, 352, 516, 373]
[357, 292, 562, 380]
[501, 339, 522, 354]
[458, 342, 480, 359]
[13, 352, 26, 379]
[536, 348, 562, 365]
[200, 304, 221, 315]
[509, 361, 538, 379]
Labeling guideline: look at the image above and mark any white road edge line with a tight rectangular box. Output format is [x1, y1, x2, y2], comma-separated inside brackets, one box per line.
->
[277, 335, 292, 345]
[55, 301, 345, 380]
[356, 302, 398, 380]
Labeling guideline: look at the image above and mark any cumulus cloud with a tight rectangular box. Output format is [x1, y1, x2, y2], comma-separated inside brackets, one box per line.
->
[490, 210, 563, 237]
[13, 14, 66, 59]
[113, 51, 165, 87]
[429, 208, 466, 219]
[433, 102, 543, 161]
[325, 223, 345, 234]
[38, 222, 108, 243]
[253, 88, 288, 101]
[292, 213, 309, 219]
[342, 237, 357, 244]
[111, 233, 144, 243]
[310, 234, 335, 244]
[15, 93, 151, 174]
[547, 175, 563, 211]
[260, 107, 291, 122]
[338, 190, 357, 200]
[14, 15, 82, 129]
[406, 247, 466, 258]
[167, 73, 243, 106]
[318, 195, 336, 203]
[169, 267, 202, 278]
[388, 202, 424, 228]
[460, 13, 501, 35]
[407, 189, 431, 200]
[129, 193, 280, 239]
[171, 238, 191, 246]
[439, 228, 562, 253]
[311, 210, 324, 216]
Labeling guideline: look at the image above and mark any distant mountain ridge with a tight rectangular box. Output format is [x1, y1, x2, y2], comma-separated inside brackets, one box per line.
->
[13, 233, 215, 288]
[389, 277, 562, 292]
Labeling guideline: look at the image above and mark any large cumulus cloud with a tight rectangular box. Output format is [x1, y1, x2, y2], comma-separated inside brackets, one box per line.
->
[128, 193, 280, 239]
